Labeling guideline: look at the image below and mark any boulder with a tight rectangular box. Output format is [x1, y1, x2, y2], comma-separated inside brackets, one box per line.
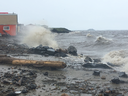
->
[84, 56, 93, 63]
[110, 77, 126, 84]
[67, 46, 77, 56]
[119, 72, 128, 78]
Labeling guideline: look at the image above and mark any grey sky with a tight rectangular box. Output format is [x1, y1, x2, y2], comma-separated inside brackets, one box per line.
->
[0, 0, 128, 30]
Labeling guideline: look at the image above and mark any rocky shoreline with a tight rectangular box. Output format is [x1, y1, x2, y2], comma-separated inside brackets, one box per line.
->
[0, 37, 128, 96]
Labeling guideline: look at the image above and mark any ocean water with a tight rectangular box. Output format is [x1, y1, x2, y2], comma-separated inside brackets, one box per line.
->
[21, 27, 128, 72]
[55, 30, 128, 72]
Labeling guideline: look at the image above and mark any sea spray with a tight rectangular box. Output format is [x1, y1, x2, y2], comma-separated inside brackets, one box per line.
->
[95, 35, 112, 44]
[22, 25, 58, 48]
[102, 50, 128, 72]
[86, 33, 92, 37]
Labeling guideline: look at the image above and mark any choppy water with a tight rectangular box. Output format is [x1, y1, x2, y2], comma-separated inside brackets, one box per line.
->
[55, 30, 128, 72]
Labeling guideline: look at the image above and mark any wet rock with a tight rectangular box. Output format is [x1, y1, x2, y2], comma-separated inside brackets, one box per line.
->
[104, 93, 109, 96]
[101, 75, 106, 79]
[111, 77, 120, 84]
[28, 70, 36, 75]
[27, 83, 37, 89]
[82, 63, 112, 69]
[116, 93, 123, 96]
[93, 59, 101, 63]
[56, 82, 66, 86]
[107, 62, 120, 67]
[46, 48, 55, 55]
[61, 93, 69, 96]
[16, 77, 22, 86]
[55, 52, 67, 57]
[22, 88, 28, 93]
[4, 73, 13, 78]
[43, 72, 48, 76]
[93, 71, 100, 76]
[67, 46, 77, 56]
[119, 72, 128, 78]
[6, 92, 16, 96]
[3, 79, 12, 84]
[84, 56, 93, 63]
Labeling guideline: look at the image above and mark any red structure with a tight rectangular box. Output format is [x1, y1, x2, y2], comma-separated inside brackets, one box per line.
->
[0, 12, 18, 36]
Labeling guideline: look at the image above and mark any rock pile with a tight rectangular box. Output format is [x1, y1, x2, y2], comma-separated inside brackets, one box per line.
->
[0, 67, 37, 96]
[29, 45, 78, 57]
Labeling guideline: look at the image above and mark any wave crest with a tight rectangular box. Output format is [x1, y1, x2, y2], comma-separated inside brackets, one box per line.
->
[95, 35, 112, 44]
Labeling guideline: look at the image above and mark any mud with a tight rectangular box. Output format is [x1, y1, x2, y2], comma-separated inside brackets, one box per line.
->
[0, 37, 128, 96]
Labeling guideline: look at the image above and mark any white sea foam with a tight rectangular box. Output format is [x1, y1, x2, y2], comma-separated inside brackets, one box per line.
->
[22, 25, 58, 48]
[86, 33, 92, 37]
[102, 50, 128, 72]
[95, 35, 112, 44]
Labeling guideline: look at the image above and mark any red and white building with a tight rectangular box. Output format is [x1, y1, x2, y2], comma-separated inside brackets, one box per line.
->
[0, 12, 18, 36]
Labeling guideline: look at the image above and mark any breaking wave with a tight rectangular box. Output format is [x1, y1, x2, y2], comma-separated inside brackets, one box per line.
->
[95, 35, 112, 44]
[86, 33, 92, 37]
[22, 26, 58, 48]
[102, 50, 128, 72]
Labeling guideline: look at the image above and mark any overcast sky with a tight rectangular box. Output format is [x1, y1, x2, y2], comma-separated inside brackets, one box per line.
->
[0, 0, 128, 30]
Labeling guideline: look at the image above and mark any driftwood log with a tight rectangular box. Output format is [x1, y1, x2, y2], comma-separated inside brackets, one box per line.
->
[0, 55, 66, 68]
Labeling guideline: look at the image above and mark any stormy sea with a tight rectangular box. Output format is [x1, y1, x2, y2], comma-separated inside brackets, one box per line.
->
[55, 30, 128, 73]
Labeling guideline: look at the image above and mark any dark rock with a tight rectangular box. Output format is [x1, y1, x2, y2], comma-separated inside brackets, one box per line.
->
[16, 77, 23, 86]
[119, 72, 128, 78]
[3, 79, 12, 84]
[43, 72, 48, 76]
[116, 93, 123, 96]
[84, 56, 93, 63]
[104, 93, 109, 96]
[42, 46, 49, 50]
[108, 88, 116, 93]
[111, 77, 120, 84]
[22, 88, 28, 93]
[4, 73, 13, 78]
[82, 63, 112, 69]
[28, 71, 36, 75]
[55, 52, 67, 57]
[6, 92, 16, 96]
[44, 54, 49, 57]
[20, 44, 29, 49]
[93, 71, 100, 76]
[67, 46, 77, 56]
[107, 62, 119, 67]
[46, 48, 55, 55]
[27, 83, 37, 89]
[93, 59, 101, 63]
[51, 28, 70, 33]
